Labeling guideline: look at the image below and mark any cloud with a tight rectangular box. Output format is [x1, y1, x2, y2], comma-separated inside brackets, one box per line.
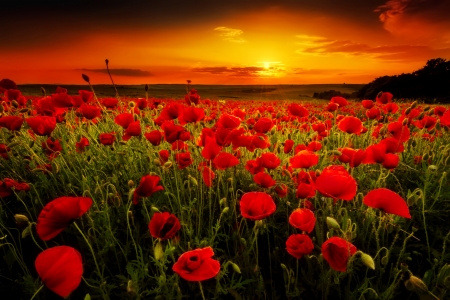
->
[77, 68, 153, 77]
[192, 65, 285, 77]
[295, 35, 450, 62]
[214, 27, 246, 43]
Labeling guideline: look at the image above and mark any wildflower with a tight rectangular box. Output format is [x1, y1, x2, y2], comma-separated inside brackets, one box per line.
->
[172, 247, 220, 281]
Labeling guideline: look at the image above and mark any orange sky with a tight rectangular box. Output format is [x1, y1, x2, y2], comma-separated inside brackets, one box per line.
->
[1, 0, 450, 84]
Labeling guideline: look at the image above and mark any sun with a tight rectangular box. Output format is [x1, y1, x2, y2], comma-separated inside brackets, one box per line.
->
[263, 62, 271, 69]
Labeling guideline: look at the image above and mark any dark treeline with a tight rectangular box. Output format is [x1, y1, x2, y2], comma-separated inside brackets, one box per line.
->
[356, 58, 450, 103]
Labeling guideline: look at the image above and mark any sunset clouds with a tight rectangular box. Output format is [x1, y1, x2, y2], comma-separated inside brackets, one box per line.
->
[1, 0, 449, 84]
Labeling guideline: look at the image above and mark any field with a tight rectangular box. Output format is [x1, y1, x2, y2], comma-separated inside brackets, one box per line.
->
[1, 83, 450, 300]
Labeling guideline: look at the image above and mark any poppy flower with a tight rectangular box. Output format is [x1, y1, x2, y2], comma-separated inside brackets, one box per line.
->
[286, 234, 314, 259]
[149, 212, 181, 240]
[0, 116, 24, 131]
[307, 141, 322, 152]
[199, 165, 215, 187]
[36, 197, 93, 241]
[133, 175, 164, 205]
[253, 172, 276, 188]
[123, 120, 142, 141]
[387, 121, 410, 142]
[240, 192, 276, 220]
[42, 137, 62, 159]
[172, 247, 220, 281]
[361, 100, 374, 109]
[159, 149, 170, 164]
[75, 137, 89, 153]
[216, 114, 241, 129]
[338, 116, 363, 135]
[35, 246, 83, 297]
[50, 93, 74, 108]
[363, 188, 411, 218]
[253, 117, 274, 133]
[0, 78, 17, 90]
[330, 96, 348, 107]
[79, 103, 101, 120]
[162, 121, 190, 143]
[185, 88, 200, 105]
[145, 130, 163, 146]
[0, 178, 29, 197]
[383, 103, 399, 114]
[180, 107, 205, 124]
[337, 148, 366, 168]
[201, 136, 222, 160]
[376, 91, 393, 104]
[155, 103, 183, 125]
[289, 208, 316, 233]
[0, 144, 10, 160]
[26, 116, 56, 136]
[78, 90, 93, 103]
[275, 184, 288, 198]
[315, 165, 357, 201]
[260, 152, 281, 169]
[284, 139, 294, 154]
[326, 102, 339, 112]
[99, 132, 116, 146]
[245, 159, 265, 175]
[175, 152, 193, 169]
[366, 108, 381, 120]
[102, 97, 118, 108]
[288, 104, 309, 117]
[115, 113, 134, 129]
[322, 237, 357, 272]
[213, 152, 239, 170]
[289, 150, 319, 169]
[294, 144, 307, 155]
[382, 153, 400, 169]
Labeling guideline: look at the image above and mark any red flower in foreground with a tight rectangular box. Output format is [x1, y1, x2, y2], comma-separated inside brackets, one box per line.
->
[253, 172, 276, 188]
[172, 247, 220, 281]
[199, 165, 215, 187]
[75, 137, 89, 153]
[35, 246, 83, 297]
[145, 130, 163, 146]
[376, 91, 393, 104]
[149, 212, 181, 240]
[36, 197, 93, 241]
[290, 150, 319, 169]
[363, 188, 411, 218]
[99, 132, 116, 146]
[322, 237, 357, 272]
[240, 192, 276, 220]
[133, 175, 164, 205]
[284, 139, 294, 154]
[0, 116, 24, 131]
[315, 166, 357, 201]
[338, 116, 363, 134]
[175, 152, 193, 169]
[213, 152, 239, 170]
[79, 103, 101, 120]
[26, 116, 56, 136]
[289, 208, 316, 233]
[286, 234, 314, 259]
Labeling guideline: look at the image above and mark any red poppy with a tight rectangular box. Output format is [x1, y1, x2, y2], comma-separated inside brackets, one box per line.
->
[253, 117, 274, 133]
[0, 78, 17, 90]
[315, 165, 357, 201]
[26, 116, 56, 136]
[145, 130, 163, 146]
[216, 114, 241, 129]
[172, 247, 220, 281]
[50, 93, 74, 108]
[284, 139, 294, 154]
[99, 132, 116, 146]
[102, 97, 118, 108]
[260, 152, 281, 169]
[366, 108, 381, 120]
[289, 208, 316, 233]
[123, 120, 142, 141]
[286, 234, 314, 259]
[175, 152, 193, 169]
[0, 116, 24, 131]
[185, 88, 200, 105]
[361, 100, 374, 109]
[326, 102, 339, 112]
[338, 116, 363, 134]
[79, 103, 101, 120]
[253, 172, 276, 188]
[201, 136, 222, 160]
[115, 113, 134, 129]
[35, 246, 83, 297]
[383, 102, 399, 114]
[376, 91, 393, 104]
[245, 159, 264, 175]
[75, 137, 89, 153]
[288, 104, 309, 117]
[78, 90, 93, 103]
[42, 137, 62, 159]
[289, 150, 319, 169]
[337, 148, 366, 168]
[275, 184, 288, 198]
[155, 103, 183, 125]
[307, 141, 322, 152]
[36, 197, 93, 240]
[294, 144, 307, 155]
[180, 106, 205, 124]
[240, 192, 276, 220]
[363, 188, 411, 218]
[434, 106, 446, 117]
[330, 96, 348, 107]
[199, 165, 215, 187]
[133, 175, 164, 205]
[0, 144, 10, 160]
[382, 153, 400, 169]
[322, 237, 357, 272]
[387, 121, 410, 142]
[159, 149, 170, 164]
[0, 178, 30, 197]
[213, 152, 239, 170]
[161, 121, 190, 143]
[149, 212, 181, 240]
[171, 140, 188, 151]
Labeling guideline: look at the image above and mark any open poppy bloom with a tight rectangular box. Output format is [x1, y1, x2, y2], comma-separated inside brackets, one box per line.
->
[213, 152, 239, 170]
[199, 165, 215, 187]
[286, 234, 314, 259]
[322, 237, 357, 272]
[36, 197, 93, 240]
[0, 116, 24, 131]
[149, 212, 181, 240]
[145, 130, 163, 146]
[172, 247, 220, 281]
[363, 188, 411, 218]
[289, 150, 319, 169]
[26, 116, 57, 136]
[253, 171, 276, 188]
[315, 165, 357, 201]
[338, 116, 363, 135]
[35, 246, 83, 297]
[79, 103, 101, 120]
[289, 208, 316, 233]
[133, 175, 164, 205]
[240, 192, 276, 220]
[99, 132, 116, 145]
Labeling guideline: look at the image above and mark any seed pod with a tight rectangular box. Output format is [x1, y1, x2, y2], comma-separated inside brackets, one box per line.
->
[326, 217, 340, 230]
[360, 252, 375, 270]
[14, 214, 30, 228]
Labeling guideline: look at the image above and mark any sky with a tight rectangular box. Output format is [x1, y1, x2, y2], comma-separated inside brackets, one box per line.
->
[1, 0, 450, 85]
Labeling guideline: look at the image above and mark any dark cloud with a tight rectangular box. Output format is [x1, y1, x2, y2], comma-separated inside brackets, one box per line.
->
[78, 68, 153, 77]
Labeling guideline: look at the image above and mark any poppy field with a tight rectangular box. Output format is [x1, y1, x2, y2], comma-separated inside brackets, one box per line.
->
[1, 77, 450, 300]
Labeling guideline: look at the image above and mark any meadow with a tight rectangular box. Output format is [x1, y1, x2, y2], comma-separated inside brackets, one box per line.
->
[1, 79, 450, 300]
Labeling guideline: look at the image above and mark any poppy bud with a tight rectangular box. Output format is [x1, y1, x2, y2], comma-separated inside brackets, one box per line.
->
[404, 275, 428, 294]
[410, 101, 417, 109]
[14, 214, 30, 228]
[129, 101, 136, 108]
[423, 153, 429, 161]
[7, 141, 20, 148]
[164, 161, 173, 168]
[418, 112, 425, 120]
[188, 175, 198, 187]
[128, 180, 135, 188]
[151, 206, 160, 212]
[436, 120, 441, 130]
[145, 84, 149, 92]
[154, 240, 164, 260]
[331, 150, 342, 156]
[19, 108, 29, 113]
[105, 59, 109, 65]
[230, 262, 241, 274]
[82, 74, 90, 83]
[127, 280, 136, 295]
[360, 252, 375, 270]
[326, 217, 340, 230]
[219, 198, 227, 206]
[402, 118, 408, 126]
[423, 106, 430, 112]
[405, 107, 411, 115]
[379, 126, 387, 135]
[428, 165, 437, 172]
[153, 158, 162, 166]
[222, 207, 229, 214]
[41, 87, 46, 96]
[240, 238, 247, 248]
[315, 169, 321, 177]
[12, 100, 19, 108]
[381, 254, 389, 266]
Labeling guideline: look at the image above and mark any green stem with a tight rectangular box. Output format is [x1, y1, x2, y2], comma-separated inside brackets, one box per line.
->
[29, 284, 44, 300]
